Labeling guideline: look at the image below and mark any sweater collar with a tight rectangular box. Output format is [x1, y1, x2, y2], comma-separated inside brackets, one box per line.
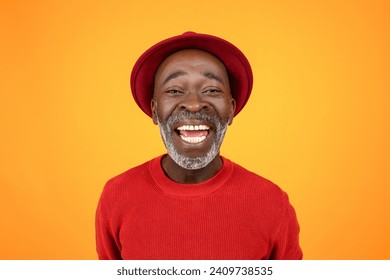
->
[149, 154, 234, 197]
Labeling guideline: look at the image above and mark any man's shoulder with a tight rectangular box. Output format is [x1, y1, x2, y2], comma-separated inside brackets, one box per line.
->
[101, 157, 157, 197]
[106, 160, 150, 186]
[228, 159, 293, 215]
[229, 159, 288, 198]
[229, 159, 277, 185]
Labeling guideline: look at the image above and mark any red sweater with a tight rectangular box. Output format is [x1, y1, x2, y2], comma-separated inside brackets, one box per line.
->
[96, 155, 302, 260]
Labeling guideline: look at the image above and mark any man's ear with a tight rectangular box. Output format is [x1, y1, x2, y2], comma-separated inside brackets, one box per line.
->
[228, 98, 236, 126]
[151, 99, 158, 125]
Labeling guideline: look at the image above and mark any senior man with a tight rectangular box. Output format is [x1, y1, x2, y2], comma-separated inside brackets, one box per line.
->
[96, 32, 302, 260]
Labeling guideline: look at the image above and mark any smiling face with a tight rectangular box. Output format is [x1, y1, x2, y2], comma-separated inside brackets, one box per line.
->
[152, 49, 236, 170]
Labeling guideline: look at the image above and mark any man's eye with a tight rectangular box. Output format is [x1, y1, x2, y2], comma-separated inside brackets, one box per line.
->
[166, 89, 184, 95]
[203, 88, 221, 94]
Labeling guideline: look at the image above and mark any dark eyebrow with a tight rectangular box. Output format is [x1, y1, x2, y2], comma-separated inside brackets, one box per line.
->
[202, 71, 224, 84]
[162, 71, 187, 85]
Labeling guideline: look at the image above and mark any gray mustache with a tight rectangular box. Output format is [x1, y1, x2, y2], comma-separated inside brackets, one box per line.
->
[166, 110, 220, 126]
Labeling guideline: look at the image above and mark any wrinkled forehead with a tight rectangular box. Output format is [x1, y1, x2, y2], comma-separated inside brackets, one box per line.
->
[154, 49, 230, 83]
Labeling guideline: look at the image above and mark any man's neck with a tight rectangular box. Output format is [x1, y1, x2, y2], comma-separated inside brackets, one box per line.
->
[161, 154, 223, 184]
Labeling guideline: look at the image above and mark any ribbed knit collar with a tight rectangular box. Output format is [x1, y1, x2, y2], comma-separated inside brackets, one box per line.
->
[149, 154, 234, 197]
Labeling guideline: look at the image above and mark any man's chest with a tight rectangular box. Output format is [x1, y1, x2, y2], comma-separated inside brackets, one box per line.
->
[116, 199, 272, 259]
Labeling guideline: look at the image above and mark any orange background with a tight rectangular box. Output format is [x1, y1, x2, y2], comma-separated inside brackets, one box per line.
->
[1, 0, 389, 259]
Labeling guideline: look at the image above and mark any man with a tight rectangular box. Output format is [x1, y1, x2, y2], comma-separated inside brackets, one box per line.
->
[96, 32, 302, 260]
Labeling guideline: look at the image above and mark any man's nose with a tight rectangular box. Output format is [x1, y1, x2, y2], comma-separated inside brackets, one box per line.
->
[180, 91, 208, 112]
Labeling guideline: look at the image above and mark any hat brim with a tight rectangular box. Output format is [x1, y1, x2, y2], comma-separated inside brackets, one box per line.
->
[130, 32, 253, 117]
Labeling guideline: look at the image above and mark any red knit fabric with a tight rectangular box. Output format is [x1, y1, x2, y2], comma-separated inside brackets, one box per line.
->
[96, 155, 302, 260]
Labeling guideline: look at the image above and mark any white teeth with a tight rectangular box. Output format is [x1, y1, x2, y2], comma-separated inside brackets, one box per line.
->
[177, 125, 209, 131]
[180, 135, 207, 143]
[176, 125, 209, 144]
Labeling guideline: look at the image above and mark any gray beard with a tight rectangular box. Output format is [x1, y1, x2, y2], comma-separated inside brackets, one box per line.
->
[157, 110, 228, 170]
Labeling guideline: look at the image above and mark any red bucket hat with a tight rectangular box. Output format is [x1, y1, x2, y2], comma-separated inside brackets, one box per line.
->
[130, 31, 253, 117]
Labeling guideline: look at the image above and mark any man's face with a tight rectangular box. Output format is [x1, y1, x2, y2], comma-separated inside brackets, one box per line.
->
[151, 49, 236, 170]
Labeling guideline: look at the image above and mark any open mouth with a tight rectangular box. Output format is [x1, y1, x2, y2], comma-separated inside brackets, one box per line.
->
[176, 124, 210, 144]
